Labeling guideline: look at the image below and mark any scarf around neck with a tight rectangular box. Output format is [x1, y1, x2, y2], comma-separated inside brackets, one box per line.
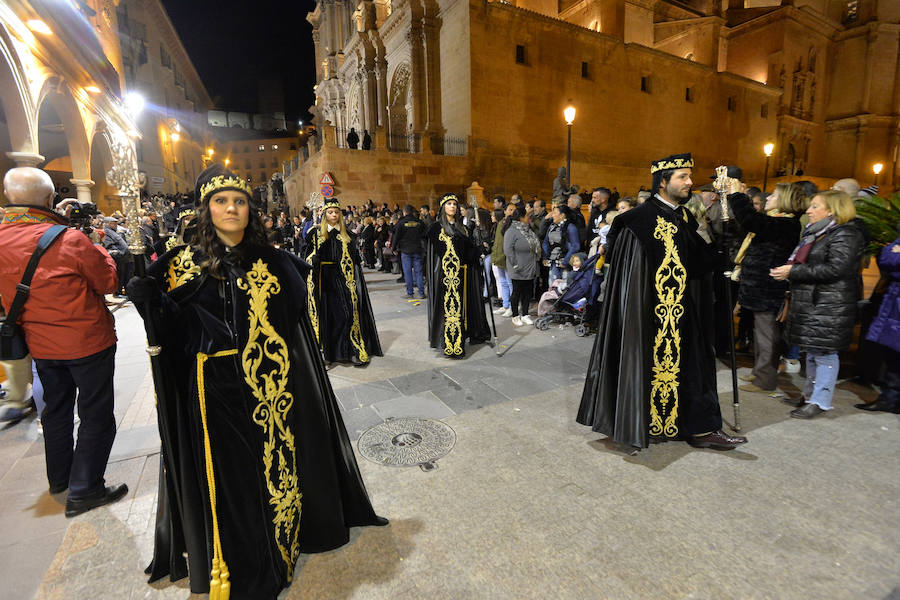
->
[788, 217, 836, 264]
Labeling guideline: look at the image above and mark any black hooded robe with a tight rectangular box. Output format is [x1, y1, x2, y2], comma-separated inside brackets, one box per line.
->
[576, 197, 723, 449]
[425, 222, 491, 358]
[304, 227, 382, 364]
[141, 243, 385, 600]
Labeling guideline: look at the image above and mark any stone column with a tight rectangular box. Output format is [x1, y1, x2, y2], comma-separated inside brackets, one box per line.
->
[421, 16, 445, 145]
[599, 0, 624, 41]
[375, 56, 389, 127]
[6, 152, 45, 167]
[69, 178, 95, 203]
[407, 27, 426, 132]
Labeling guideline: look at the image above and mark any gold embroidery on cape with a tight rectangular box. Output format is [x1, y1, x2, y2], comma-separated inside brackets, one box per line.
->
[236, 260, 302, 579]
[439, 230, 464, 356]
[166, 246, 201, 291]
[650, 216, 686, 438]
[305, 232, 324, 344]
[338, 236, 369, 362]
[165, 236, 180, 252]
[196, 349, 238, 600]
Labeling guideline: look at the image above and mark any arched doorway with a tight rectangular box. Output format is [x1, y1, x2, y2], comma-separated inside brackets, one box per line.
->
[0, 29, 36, 187]
[89, 130, 118, 214]
[387, 63, 411, 151]
[36, 79, 90, 201]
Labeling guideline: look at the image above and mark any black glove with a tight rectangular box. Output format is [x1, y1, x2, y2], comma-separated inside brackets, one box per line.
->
[309, 255, 321, 268]
[126, 276, 162, 306]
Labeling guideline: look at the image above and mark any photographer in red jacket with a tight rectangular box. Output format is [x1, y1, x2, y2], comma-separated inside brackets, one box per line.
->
[0, 167, 126, 517]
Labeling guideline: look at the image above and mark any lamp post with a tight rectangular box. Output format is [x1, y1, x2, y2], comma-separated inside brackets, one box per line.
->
[873, 162, 883, 186]
[563, 105, 576, 189]
[763, 142, 774, 193]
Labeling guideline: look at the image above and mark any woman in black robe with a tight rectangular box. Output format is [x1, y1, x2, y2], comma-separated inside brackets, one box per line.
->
[128, 164, 386, 600]
[304, 200, 382, 366]
[425, 193, 491, 358]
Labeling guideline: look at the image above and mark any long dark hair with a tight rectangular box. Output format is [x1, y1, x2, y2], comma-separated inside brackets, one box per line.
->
[195, 198, 269, 279]
[438, 201, 467, 238]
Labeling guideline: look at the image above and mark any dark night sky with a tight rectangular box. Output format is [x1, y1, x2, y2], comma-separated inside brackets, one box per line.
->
[160, 0, 318, 124]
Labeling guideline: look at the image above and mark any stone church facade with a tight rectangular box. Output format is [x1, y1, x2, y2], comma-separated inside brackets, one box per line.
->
[287, 0, 897, 207]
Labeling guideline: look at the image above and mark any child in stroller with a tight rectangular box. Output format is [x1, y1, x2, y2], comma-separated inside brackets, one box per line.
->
[534, 253, 603, 336]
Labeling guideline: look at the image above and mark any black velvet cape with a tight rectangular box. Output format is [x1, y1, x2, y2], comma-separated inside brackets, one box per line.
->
[140, 243, 385, 600]
[424, 222, 491, 358]
[304, 227, 382, 364]
[576, 197, 723, 448]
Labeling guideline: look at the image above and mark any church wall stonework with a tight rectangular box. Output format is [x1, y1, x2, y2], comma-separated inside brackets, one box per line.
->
[466, 1, 779, 195]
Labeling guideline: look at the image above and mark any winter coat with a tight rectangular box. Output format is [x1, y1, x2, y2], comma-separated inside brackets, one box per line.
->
[866, 236, 900, 353]
[785, 221, 866, 352]
[491, 220, 508, 269]
[730, 193, 801, 313]
[503, 221, 541, 280]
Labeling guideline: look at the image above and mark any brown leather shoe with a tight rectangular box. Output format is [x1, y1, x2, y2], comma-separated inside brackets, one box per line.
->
[687, 430, 748, 450]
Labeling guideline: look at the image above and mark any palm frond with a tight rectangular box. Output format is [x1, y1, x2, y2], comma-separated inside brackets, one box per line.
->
[856, 191, 900, 255]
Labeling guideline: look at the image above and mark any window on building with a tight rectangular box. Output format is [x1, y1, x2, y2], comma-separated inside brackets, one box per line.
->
[258, 144, 265, 152]
[640, 76, 650, 93]
[244, 146, 250, 153]
[245, 159, 251, 169]
[260, 172, 267, 181]
[160, 45, 171, 68]
[685, 87, 693, 102]
[290, 143, 297, 151]
[272, 144, 279, 151]
[515, 45, 526, 65]
[727, 96, 737, 112]
[581, 62, 589, 79]
[761, 103, 769, 118]
[271, 159, 278, 168]
[259, 160, 266, 168]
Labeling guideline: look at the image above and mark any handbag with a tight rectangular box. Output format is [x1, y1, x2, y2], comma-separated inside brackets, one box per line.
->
[776, 291, 791, 324]
[0, 225, 67, 360]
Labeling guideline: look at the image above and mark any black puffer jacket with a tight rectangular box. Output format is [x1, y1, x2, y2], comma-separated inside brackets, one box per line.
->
[730, 193, 801, 313]
[786, 221, 866, 352]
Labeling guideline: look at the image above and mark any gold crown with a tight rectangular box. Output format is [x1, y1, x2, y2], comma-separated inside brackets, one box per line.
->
[322, 199, 341, 210]
[178, 208, 196, 218]
[199, 175, 253, 203]
[650, 157, 694, 174]
[439, 194, 459, 206]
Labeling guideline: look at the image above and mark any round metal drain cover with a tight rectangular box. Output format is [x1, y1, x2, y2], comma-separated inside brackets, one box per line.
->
[358, 418, 456, 469]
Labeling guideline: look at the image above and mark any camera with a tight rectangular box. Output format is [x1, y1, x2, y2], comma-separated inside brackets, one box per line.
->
[67, 201, 100, 226]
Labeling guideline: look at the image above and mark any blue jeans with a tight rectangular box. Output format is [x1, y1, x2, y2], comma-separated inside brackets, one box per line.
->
[401, 252, 424, 295]
[482, 255, 492, 297]
[492, 264, 511, 308]
[549, 264, 569, 285]
[785, 345, 800, 360]
[803, 350, 839, 410]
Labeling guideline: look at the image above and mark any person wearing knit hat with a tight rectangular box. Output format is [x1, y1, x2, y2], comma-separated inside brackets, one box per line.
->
[126, 162, 387, 599]
[303, 197, 382, 367]
[577, 153, 748, 451]
[424, 193, 492, 358]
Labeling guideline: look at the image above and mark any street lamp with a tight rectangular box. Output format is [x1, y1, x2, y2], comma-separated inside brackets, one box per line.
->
[564, 105, 576, 189]
[763, 142, 774, 193]
[224, 158, 230, 167]
[873, 162, 884, 186]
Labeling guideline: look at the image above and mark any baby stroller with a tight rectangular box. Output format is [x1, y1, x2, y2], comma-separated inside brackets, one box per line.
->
[534, 253, 603, 337]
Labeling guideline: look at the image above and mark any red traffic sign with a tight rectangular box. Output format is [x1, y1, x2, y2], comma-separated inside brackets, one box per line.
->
[320, 172, 335, 185]
[321, 184, 334, 198]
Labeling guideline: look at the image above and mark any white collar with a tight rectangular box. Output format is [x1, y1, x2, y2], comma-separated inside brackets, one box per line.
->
[327, 224, 337, 232]
[655, 194, 678, 210]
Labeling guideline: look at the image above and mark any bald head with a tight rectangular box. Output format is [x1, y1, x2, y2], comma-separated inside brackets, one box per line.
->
[832, 178, 861, 197]
[3, 167, 55, 208]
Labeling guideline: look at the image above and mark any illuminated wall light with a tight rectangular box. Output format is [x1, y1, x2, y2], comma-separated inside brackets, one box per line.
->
[84, 85, 102, 94]
[26, 20, 53, 35]
[171, 132, 180, 142]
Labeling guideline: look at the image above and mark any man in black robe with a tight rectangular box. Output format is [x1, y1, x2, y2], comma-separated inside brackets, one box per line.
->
[577, 153, 747, 451]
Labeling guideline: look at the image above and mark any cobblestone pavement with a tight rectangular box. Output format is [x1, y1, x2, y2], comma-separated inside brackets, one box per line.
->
[1, 270, 898, 599]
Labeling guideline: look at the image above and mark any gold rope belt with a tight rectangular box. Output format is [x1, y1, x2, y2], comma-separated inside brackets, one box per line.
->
[196, 349, 238, 600]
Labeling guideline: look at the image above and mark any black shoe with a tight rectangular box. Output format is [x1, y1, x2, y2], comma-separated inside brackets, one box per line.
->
[395, 277, 405, 283]
[687, 430, 748, 450]
[855, 400, 900, 413]
[417, 292, 427, 299]
[65, 483, 128, 518]
[402, 293, 414, 299]
[49, 483, 67, 494]
[790, 403, 825, 419]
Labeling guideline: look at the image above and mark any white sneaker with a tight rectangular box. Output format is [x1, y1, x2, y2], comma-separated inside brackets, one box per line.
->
[493, 307, 507, 314]
[500, 308, 513, 318]
[511, 316, 524, 326]
[782, 359, 801, 374]
[521, 315, 534, 325]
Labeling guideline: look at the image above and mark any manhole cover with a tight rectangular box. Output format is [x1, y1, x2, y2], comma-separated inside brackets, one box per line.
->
[358, 418, 456, 470]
